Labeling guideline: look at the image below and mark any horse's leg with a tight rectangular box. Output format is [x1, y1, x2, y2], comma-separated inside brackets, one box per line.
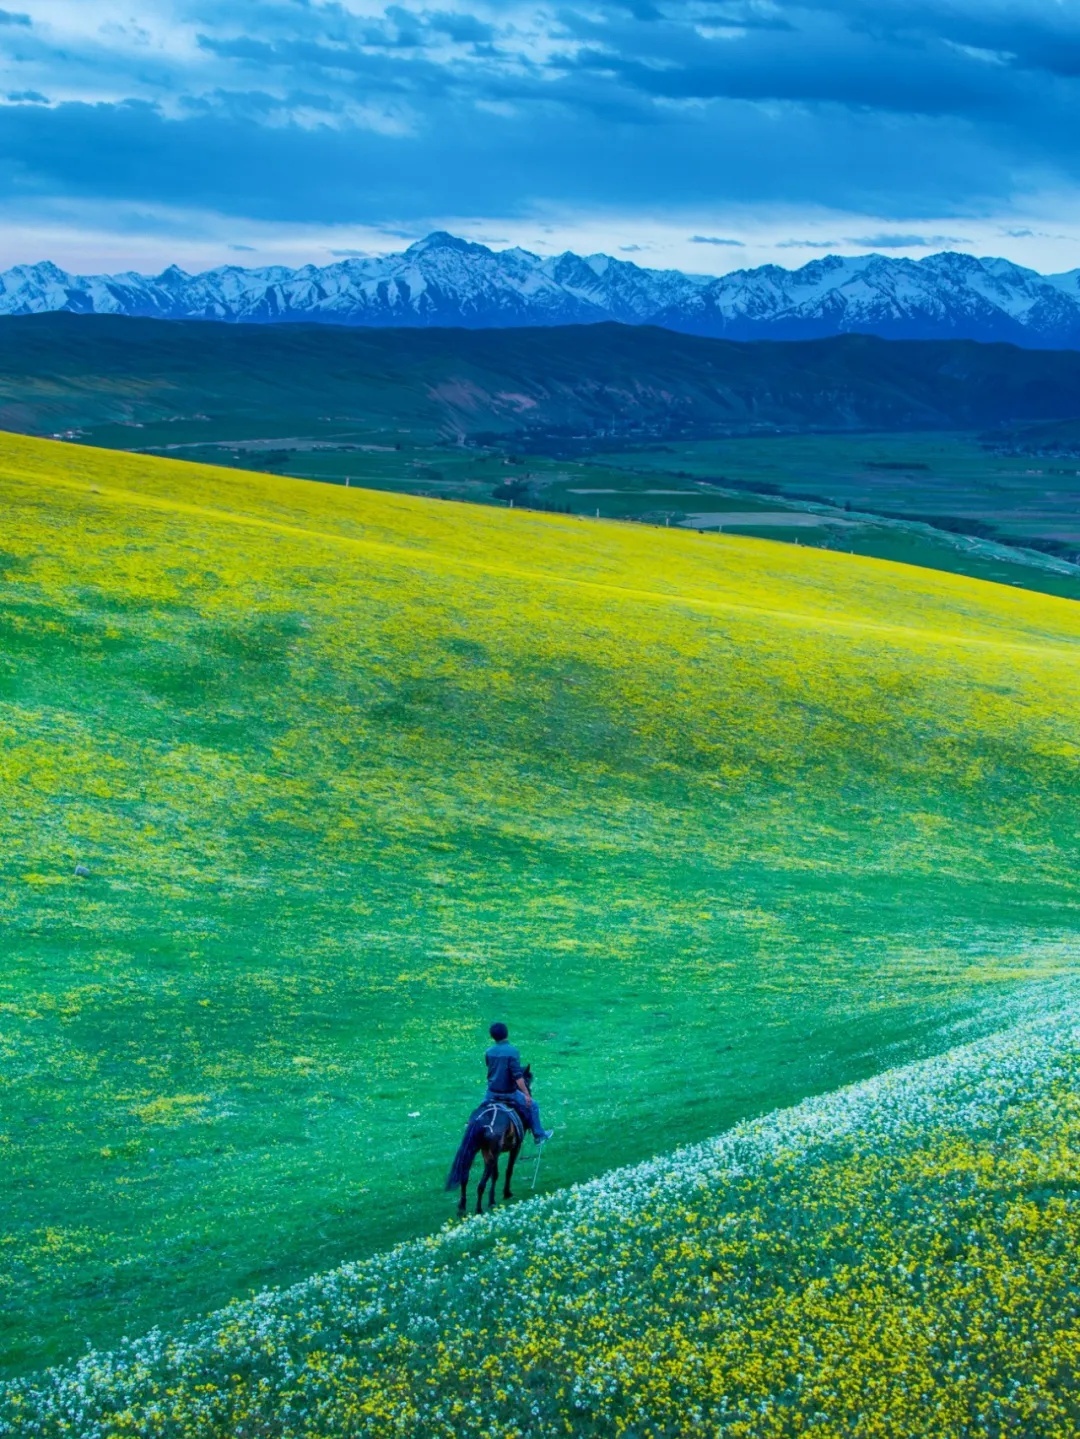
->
[458, 1178, 467, 1216]
[476, 1146, 493, 1214]
[489, 1151, 500, 1210]
[504, 1138, 519, 1199]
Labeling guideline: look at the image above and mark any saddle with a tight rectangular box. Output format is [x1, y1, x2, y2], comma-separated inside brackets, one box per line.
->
[470, 1100, 525, 1142]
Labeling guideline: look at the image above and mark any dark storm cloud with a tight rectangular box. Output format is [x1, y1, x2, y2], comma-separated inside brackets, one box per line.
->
[4, 1, 1080, 230]
[811, 0, 1080, 81]
[0, 86, 1016, 226]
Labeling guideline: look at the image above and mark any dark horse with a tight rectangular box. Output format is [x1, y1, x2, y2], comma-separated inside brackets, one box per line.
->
[446, 1065, 532, 1215]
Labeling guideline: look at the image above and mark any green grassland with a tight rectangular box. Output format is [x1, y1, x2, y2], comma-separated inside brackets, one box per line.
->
[2, 431, 1080, 1381]
[7, 1002, 1079, 1436]
[10, 314, 1080, 446]
[995, 414, 1080, 454]
[234, 437, 1080, 603]
[591, 430, 1080, 551]
[76, 432, 1080, 603]
[5, 313, 1080, 602]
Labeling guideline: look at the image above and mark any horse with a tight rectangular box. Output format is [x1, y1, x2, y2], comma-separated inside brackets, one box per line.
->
[446, 1065, 532, 1215]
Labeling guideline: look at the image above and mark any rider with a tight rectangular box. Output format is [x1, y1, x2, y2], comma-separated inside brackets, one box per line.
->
[484, 1022, 553, 1144]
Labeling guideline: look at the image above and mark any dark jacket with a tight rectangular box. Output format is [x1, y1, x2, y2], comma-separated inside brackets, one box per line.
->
[485, 1040, 524, 1095]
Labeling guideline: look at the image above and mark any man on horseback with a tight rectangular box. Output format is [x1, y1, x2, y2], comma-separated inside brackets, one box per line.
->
[484, 1022, 553, 1144]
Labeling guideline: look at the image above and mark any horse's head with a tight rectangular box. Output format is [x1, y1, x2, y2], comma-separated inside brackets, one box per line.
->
[523, 1063, 533, 1089]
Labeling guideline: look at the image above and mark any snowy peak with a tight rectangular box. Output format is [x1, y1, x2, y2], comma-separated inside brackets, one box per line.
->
[404, 230, 492, 257]
[2, 234, 1080, 346]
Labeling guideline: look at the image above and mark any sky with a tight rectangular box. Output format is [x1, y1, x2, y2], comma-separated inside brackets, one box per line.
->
[2, 0, 1080, 276]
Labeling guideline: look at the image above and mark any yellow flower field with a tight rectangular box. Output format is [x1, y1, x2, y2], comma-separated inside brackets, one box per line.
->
[1, 430, 1079, 1379]
[4, 998, 1079, 1436]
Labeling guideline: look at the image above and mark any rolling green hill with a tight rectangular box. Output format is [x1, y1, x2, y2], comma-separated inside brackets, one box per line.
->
[2, 430, 1080, 1381]
[5, 314, 1080, 446]
[6, 1001, 1079, 1436]
[5, 314, 1080, 600]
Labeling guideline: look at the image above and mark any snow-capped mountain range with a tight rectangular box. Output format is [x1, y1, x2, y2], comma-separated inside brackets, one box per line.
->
[3, 231, 1080, 347]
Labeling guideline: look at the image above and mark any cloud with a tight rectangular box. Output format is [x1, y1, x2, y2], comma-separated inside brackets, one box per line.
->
[422, 11, 497, 46]
[845, 232, 973, 248]
[228, 242, 255, 251]
[4, 1, 1080, 262]
[998, 225, 1072, 243]
[776, 239, 840, 250]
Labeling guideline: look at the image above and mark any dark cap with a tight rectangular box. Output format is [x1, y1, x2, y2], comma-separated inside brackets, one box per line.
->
[489, 1021, 509, 1041]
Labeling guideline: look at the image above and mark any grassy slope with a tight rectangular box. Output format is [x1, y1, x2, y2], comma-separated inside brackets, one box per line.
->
[8, 315, 1080, 443]
[147, 441, 1080, 603]
[4, 315, 1080, 598]
[6, 997, 1079, 1437]
[2, 433, 1080, 1375]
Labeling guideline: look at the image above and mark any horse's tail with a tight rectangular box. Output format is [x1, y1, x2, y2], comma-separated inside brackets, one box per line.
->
[446, 1117, 486, 1191]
